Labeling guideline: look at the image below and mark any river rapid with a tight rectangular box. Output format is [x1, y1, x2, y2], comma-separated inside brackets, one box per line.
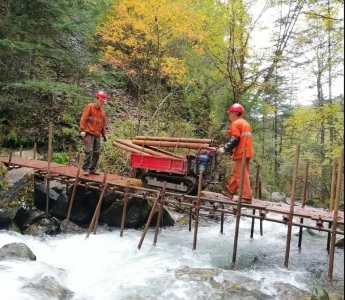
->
[0, 212, 344, 300]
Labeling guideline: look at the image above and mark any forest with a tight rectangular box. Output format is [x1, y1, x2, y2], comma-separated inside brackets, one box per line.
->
[0, 0, 343, 206]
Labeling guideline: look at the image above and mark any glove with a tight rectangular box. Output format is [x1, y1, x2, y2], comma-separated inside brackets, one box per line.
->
[81, 132, 86, 138]
[102, 135, 107, 142]
[217, 147, 225, 155]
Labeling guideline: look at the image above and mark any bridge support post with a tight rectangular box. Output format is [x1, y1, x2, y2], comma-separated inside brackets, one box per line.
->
[91, 170, 108, 235]
[328, 147, 344, 280]
[120, 181, 131, 237]
[298, 162, 309, 250]
[192, 171, 203, 250]
[138, 189, 162, 249]
[284, 145, 300, 268]
[232, 149, 247, 264]
[153, 182, 167, 245]
[63, 154, 83, 233]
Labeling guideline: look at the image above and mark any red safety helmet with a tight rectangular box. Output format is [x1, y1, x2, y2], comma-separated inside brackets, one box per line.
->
[95, 91, 107, 101]
[227, 103, 244, 114]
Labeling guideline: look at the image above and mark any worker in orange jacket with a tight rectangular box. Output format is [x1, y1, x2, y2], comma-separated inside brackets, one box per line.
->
[80, 91, 108, 176]
[217, 103, 254, 203]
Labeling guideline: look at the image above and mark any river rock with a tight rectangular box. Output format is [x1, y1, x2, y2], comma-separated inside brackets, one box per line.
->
[271, 192, 286, 202]
[311, 286, 329, 300]
[24, 217, 61, 236]
[34, 182, 60, 211]
[335, 238, 344, 247]
[14, 207, 45, 232]
[49, 193, 94, 224]
[23, 276, 73, 300]
[59, 219, 85, 234]
[0, 167, 34, 228]
[99, 197, 175, 229]
[150, 206, 175, 227]
[0, 242, 36, 261]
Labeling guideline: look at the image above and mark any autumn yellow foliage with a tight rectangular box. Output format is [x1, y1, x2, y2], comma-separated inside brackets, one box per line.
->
[97, 0, 207, 86]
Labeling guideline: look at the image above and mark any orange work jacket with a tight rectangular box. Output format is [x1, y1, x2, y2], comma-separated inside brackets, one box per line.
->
[228, 116, 254, 160]
[80, 103, 106, 137]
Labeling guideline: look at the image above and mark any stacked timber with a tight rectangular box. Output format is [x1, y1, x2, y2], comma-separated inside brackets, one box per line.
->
[113, 136, 218, 157]
[132, 136, 217, 150]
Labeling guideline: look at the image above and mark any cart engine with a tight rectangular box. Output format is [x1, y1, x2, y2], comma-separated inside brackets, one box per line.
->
[131, 147, 222, 195]
[190, 151, 222, 184]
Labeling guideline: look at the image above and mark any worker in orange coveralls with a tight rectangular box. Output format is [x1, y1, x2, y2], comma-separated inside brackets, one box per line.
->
[217, 103, 254, 203]
[80, 91, 108, 176]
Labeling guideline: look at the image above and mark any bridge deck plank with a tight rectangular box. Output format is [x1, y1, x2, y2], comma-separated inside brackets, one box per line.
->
[1, 156, 343, 224]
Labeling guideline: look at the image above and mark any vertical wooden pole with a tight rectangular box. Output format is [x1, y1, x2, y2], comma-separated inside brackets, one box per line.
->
[220, 165, 227, 234]
[326, 221, 332, 253]
[8, 150, 12, 169]
[68, 145, 72, 165]
[232, 149, 247, 264]
[259, 181, 263, 236]
[250, 209, 256, 239]
[298, 162, 308, 249]
[120, 182, 131, 237]
[329, 158, 337, 211]
[188, 198, 193, 232]
[86, 184, 107, 237]
[254, 165, 260, 198]
[45, 123, 53, 219]
[222, 166, 227, 191]
[328, 147, 344, 280]
[86, 175, 108, 238]
[63, 154, 83, 233]
[220, 204, 224, 234]
[327, 159, 337, 253]
[284, 145, 300, 268]
[33, 142, 37, 159]
[19, 145, 23, 157]
[251, 165, 260, 238]
[138, 190, 161, 250]
[93, 170, 108, 235]
[192, 171, 203, 250]
[153, 182, 166, 245]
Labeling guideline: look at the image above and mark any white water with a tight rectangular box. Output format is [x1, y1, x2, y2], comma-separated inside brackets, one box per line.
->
[0, 213, 344, 300]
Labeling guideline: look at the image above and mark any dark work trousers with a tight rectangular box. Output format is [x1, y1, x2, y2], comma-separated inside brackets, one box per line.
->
[82, 133, 102, 171]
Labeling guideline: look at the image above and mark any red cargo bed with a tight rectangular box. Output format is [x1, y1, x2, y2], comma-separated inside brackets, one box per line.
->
[130, 153, 187, 174]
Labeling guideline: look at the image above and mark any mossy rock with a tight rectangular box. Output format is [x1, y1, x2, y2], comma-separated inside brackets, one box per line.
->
[0, 162, 8, 191]
[311, 287, 329, 300]
[0, 162, 8, 176]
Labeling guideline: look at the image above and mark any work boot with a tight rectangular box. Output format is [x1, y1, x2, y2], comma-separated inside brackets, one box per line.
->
[83, 169, 89, 176]
[222, 189, 234, 200]
[89, 169, 100, 175]
[242, 198, 252, 204]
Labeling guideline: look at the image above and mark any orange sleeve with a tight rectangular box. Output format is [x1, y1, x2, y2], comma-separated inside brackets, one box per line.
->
[80, 104, 91, 132]
[229, 122, 241, 138]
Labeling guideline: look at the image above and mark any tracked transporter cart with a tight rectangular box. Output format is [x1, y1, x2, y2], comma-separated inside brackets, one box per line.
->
[113, 136, 223, 194]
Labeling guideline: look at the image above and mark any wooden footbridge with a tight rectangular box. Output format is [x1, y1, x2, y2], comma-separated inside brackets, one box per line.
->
[1, 145, 344, 280]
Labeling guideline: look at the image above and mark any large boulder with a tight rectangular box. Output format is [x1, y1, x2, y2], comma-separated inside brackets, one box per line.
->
[24, 217, 61, 236]
[59, 219, 85, 234]
[34, 182, 61, 211]
[0, 242, 36, 261]
[271, 192, 286, 202]
[49, 193, 94, 224]
[0, 167, 35, 228]
[99, 198, 175, 228]
[14, 207, 45, 232]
